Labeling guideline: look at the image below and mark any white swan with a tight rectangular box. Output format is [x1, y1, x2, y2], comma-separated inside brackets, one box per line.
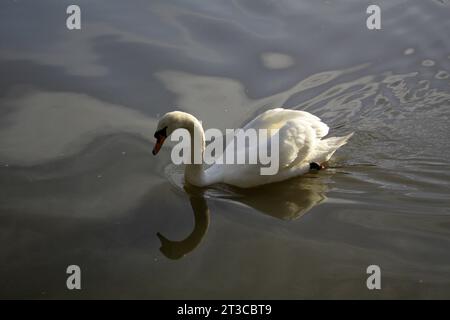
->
[152, 108, 353, 188]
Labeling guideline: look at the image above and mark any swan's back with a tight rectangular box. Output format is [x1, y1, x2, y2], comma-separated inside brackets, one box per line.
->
[243, 108, 329, 139]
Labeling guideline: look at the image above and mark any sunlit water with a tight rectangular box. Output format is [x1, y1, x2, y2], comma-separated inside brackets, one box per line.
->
[0, 0, 450, 298]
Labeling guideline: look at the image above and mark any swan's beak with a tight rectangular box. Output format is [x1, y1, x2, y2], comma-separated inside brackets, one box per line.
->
[152, 127, 167, 155]
[152, 135, 166, 155]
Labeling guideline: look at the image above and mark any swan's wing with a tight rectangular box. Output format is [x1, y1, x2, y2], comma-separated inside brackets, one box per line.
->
[214, 108, 328, 187]
[242, 108, 327, 168]
[277, 118, 318, 169]
[243, 108, 329, 139]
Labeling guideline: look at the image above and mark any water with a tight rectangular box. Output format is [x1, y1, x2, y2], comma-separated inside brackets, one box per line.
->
[0, 0, 450, 299]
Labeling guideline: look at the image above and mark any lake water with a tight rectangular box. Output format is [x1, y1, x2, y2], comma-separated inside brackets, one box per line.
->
[1, 0, 450, 299]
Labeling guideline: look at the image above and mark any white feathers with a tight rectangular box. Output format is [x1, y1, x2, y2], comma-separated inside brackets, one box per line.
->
[206, 108, 353, 187]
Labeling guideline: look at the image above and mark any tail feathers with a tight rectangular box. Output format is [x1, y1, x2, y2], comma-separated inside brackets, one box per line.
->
[323, 132, 354, 149]
[313, 132, 354, 163]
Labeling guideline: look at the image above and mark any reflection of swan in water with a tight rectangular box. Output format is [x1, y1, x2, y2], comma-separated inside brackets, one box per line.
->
[157, 169, 328, 259]
[208, 173, 329, 220]
[157, 186, 210, 260]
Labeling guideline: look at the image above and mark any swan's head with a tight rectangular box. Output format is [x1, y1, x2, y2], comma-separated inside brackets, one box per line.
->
[152, 111, 198, 155]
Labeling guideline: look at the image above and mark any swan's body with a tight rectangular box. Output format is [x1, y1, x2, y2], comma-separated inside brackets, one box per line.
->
[153, 108, 353, 188]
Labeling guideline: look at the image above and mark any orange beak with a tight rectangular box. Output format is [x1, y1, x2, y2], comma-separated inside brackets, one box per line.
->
[152, 135, 166, 155]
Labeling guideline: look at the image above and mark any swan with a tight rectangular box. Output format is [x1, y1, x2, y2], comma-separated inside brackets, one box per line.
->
[152, 108, 353, 188]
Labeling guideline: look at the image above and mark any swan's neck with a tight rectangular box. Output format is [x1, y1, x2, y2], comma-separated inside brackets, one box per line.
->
[184, 120, 207, 187]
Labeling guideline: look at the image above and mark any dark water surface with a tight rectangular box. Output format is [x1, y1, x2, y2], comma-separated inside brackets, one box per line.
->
[1, 0, 450, 298]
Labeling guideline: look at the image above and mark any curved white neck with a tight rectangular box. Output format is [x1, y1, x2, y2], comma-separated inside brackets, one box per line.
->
[184, 120, 207, 186]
